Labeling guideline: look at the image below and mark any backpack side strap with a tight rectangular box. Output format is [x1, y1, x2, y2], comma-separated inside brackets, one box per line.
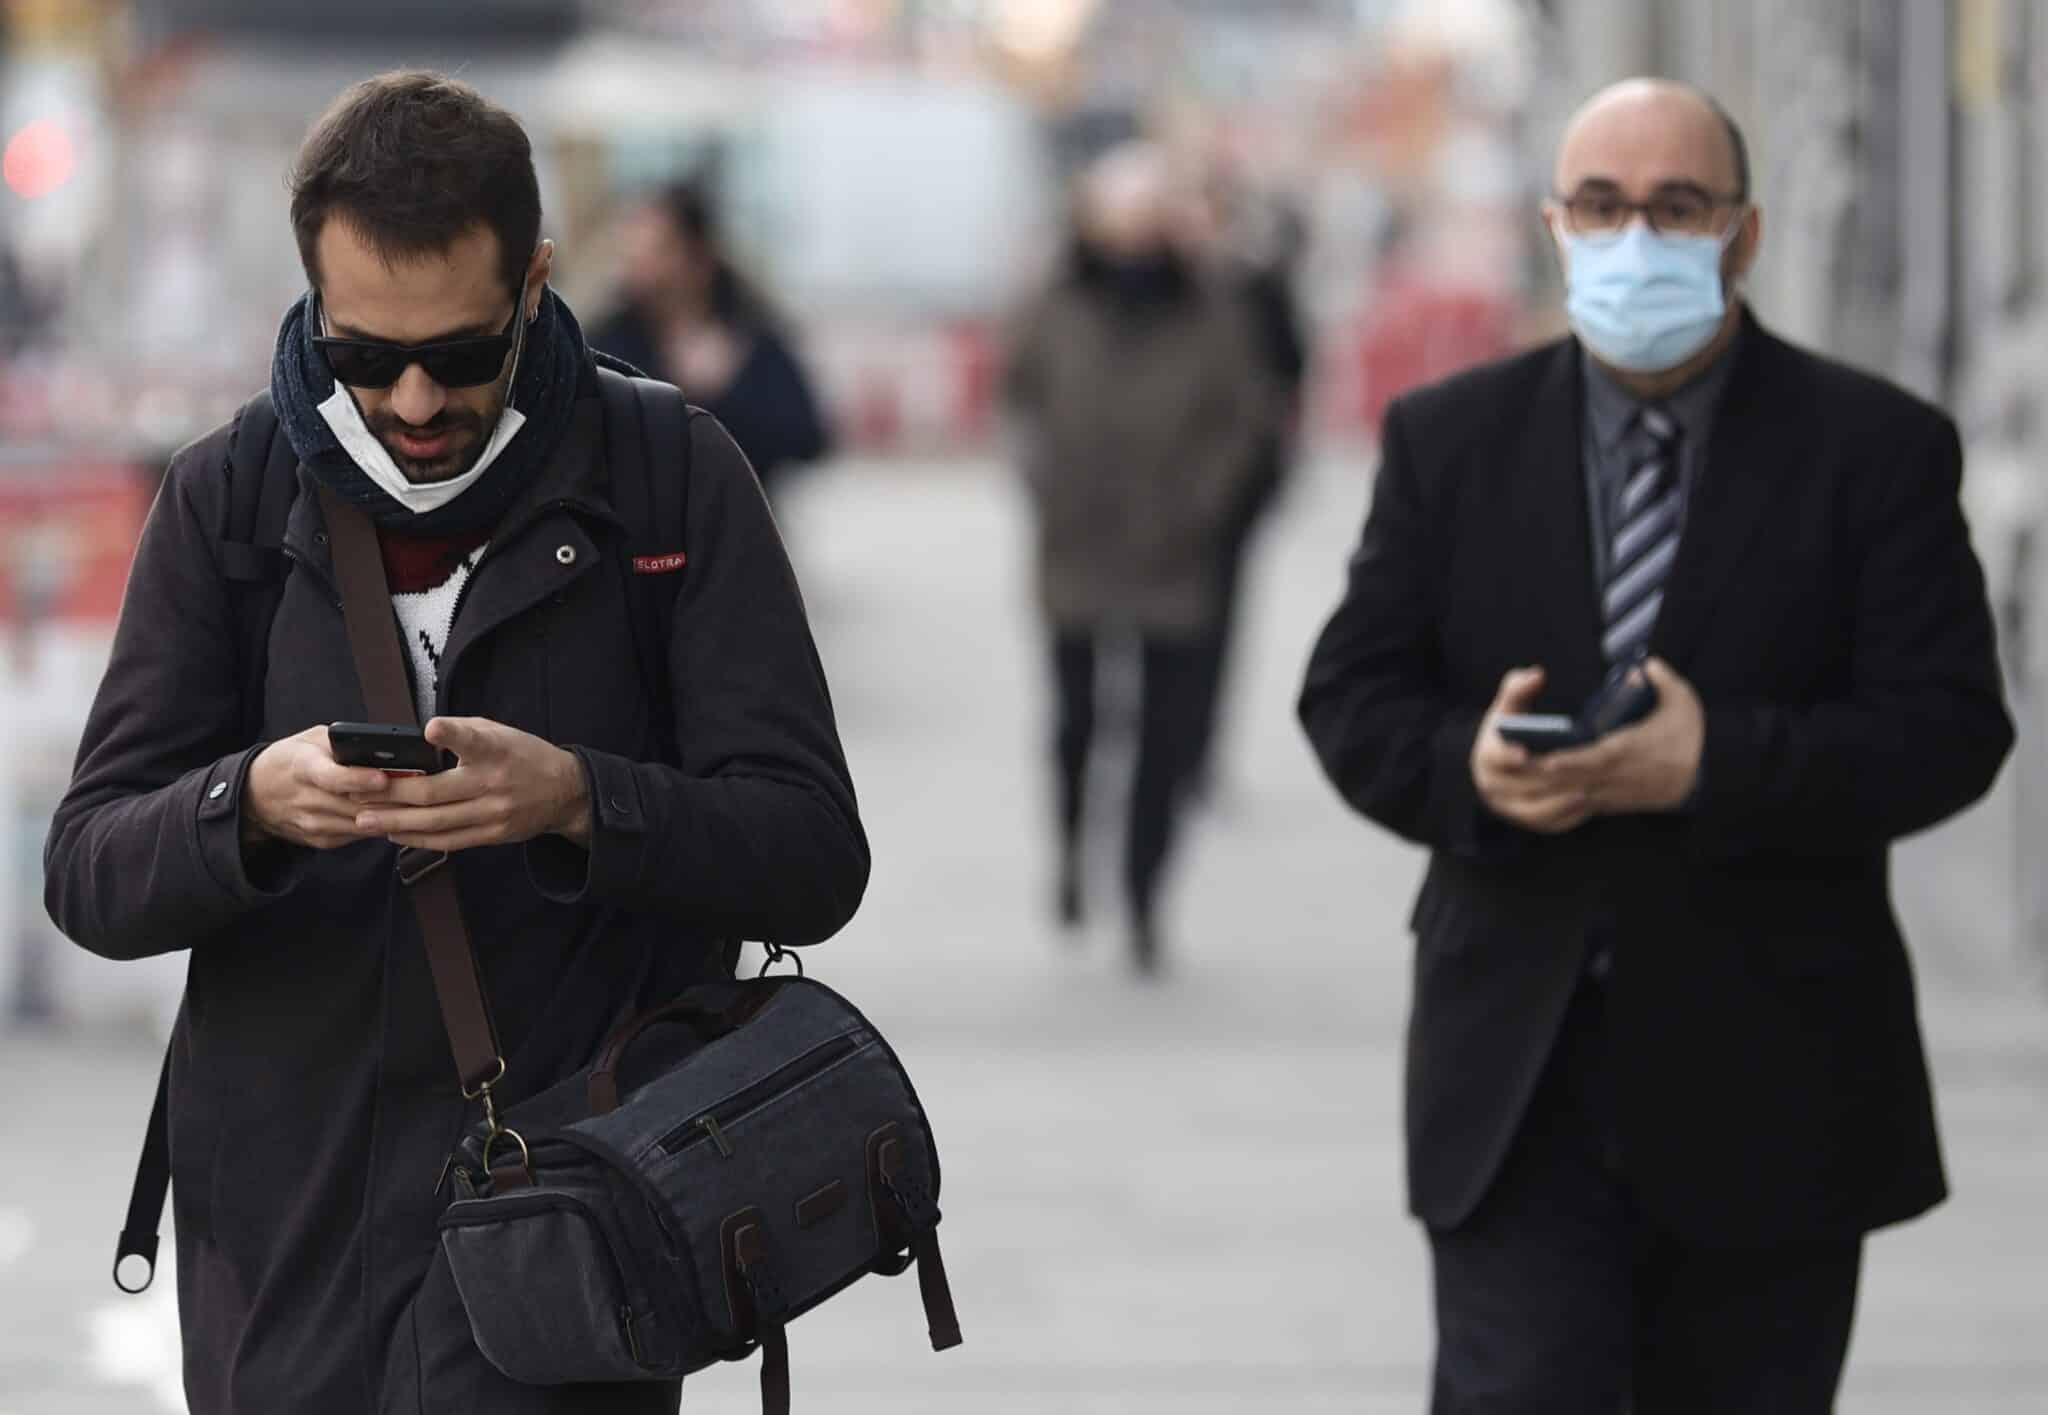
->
[595, 367, 693, 763]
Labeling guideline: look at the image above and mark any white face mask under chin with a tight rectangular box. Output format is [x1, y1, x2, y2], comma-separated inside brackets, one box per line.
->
[315, 386, 528, 516]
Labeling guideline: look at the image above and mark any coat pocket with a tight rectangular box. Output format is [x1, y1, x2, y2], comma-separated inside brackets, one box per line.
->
[438, 1187, 671, 1386]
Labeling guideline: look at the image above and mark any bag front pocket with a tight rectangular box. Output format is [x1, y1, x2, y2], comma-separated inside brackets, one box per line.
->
[438, 1187, 671, 1385]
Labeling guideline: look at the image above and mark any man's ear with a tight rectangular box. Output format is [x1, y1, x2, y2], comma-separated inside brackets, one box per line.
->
[525, 239, 555, 320]
[1727, 206, 1762, 284]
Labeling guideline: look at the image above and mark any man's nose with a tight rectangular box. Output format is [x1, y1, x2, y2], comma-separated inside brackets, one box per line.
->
[388, 363, 448, 426]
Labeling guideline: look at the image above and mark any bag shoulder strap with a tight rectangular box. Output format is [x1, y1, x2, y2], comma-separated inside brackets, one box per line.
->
[595, 363, 692, 762]
[318, 485, 506, 1104]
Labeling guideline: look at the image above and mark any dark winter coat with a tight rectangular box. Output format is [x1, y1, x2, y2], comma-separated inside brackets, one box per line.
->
[44, 386, 868, 1413]
[1004, 253, 1276, 636]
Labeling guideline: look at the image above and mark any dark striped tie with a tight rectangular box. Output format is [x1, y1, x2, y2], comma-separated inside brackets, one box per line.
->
[1601, 404, 1681, 664]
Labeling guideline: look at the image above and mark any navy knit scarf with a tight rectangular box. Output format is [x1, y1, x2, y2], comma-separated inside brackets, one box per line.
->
[269, 285, 591, 536]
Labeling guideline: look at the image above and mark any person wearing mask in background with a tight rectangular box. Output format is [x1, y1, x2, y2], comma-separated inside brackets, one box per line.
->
[590, 182, 830, 504]
[1299, 79, 2010, 1412]
[1005, 142, 1273, 975]
[1184, 177, 1311, 804]
[44, 73, 865, 1413]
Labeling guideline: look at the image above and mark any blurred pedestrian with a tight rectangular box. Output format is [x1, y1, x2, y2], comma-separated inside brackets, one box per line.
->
[590, 183, 831, 503]
[1005, 142, 1274, 974]
[1184, 178, 1311, 803]
[1299, 79, 2012, 1412]
[43, 72, 866, 1413]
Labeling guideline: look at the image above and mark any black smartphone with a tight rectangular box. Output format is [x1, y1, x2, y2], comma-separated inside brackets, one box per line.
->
[1495, 713, 1587, 754]
[327, 722, 452, 776]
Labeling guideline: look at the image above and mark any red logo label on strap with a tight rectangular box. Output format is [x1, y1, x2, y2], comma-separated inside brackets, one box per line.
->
[632, 553, 688, 575]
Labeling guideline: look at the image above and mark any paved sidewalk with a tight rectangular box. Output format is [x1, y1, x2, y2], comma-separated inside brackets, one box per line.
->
[3, 451, 2044, 1412]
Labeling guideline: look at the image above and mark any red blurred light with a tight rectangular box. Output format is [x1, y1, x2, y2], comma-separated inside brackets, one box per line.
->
[4, 119, 76, 199]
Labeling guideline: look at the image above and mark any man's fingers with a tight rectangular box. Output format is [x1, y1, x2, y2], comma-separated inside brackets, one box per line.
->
[303, 755, 392, 797]
[358, 799, 503, 838]
[1516, 791, 1589, 834]
[382, 826, 502, 853]
[423, 716, 489, 760]
[360, 769, 485, 808]
[1490, 665, 1547, 715]
[1541, 735, 1623, 778]
[1475, 736, 1533, 774]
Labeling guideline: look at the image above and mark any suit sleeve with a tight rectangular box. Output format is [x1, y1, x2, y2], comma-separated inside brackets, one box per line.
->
[1691, 411, 2014, 854]
[532, 414, 870, 946]
[43, 443, 307, 960]
[1297, 399, 1513, 858]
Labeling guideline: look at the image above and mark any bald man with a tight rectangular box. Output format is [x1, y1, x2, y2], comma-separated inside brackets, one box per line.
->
[1300, 80, 2011, 1411]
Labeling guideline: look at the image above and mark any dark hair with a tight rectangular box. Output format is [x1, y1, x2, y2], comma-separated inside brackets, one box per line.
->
[661, 181, 718, 247]
[290, 70, 540, 297]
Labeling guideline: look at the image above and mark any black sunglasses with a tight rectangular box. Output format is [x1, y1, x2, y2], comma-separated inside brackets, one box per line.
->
[313, 299, 521, 389]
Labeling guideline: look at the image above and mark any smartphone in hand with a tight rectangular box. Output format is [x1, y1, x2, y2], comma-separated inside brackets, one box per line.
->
[1495, 713, 1588, 754]
[327, 722, 452, 777]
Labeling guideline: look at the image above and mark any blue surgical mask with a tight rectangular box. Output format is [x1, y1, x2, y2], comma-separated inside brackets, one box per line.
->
[1560, 219, 1739, 373]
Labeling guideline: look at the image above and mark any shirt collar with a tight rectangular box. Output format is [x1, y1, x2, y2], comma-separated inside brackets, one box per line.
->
[1582, 323, 1744, 453]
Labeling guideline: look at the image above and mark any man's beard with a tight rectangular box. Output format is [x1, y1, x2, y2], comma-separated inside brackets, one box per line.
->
[366, 406, 493, 483]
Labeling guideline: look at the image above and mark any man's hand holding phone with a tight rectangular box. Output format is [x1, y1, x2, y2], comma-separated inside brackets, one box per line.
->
[1539, 658, 1704, 815]
[1471, 659, 1706, 833]
[350, 716, 594, 853]
[1472, 667, 1594, 835]
[242, 725, 395, 850]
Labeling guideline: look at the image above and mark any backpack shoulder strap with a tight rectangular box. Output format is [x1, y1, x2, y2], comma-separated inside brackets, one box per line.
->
[596, 365, 693, 761]
[218, 391, 297, 744]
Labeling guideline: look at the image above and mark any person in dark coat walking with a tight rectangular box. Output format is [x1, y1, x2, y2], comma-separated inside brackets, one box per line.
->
[1298, 79, 2012, 1412]
[589, 183, 831, 505]
[1005, 142, 1274, 973]
[43, 72, 867, 1414]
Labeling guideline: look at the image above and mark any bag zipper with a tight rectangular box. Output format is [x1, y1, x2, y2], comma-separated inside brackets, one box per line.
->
[656, 1033, 862, 1157]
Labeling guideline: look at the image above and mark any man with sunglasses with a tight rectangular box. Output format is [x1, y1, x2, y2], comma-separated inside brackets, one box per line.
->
[45, 72, 868, 1414]
[1300, 79, 2011, 1411]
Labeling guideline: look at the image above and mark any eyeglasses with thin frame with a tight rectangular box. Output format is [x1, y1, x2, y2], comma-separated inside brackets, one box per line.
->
[1551, 183, 1747, 240]
[313, 297, 522, 390]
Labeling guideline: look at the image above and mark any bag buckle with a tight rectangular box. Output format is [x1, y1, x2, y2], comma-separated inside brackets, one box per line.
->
[461, 1056, 533, 1189]
[396, 846, 448, 886]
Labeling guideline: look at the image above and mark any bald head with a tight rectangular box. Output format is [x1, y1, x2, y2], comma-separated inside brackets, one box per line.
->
[1078, 142, 1179, 259]
[1555, 79, 1747, 205]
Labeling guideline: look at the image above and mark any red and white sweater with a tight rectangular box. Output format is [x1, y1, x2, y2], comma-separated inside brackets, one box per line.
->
[378, 527, 491, 723]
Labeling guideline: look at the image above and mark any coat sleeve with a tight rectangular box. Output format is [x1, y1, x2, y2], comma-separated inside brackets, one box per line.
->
[1690, 410, 2014, 854]
[43, 438, 308, 960]
[530, 414, 870, 946]
[1297, 397, 1515, 858]
[1179, 292, 1278, 537]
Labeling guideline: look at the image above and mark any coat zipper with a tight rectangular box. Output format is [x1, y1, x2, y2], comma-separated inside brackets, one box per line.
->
[656, 1033, 862, 1157]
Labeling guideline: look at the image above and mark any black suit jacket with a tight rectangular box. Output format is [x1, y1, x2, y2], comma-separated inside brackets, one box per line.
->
[1299, 314, 2014, 1244]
